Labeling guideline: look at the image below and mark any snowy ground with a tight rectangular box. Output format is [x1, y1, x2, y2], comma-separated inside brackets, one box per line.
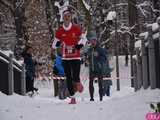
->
[0, 56, 160, 120]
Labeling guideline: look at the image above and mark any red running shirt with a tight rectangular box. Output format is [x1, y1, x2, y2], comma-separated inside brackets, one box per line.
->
[55, 24, 82, 60]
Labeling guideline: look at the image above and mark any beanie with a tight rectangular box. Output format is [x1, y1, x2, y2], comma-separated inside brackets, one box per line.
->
[86, 31, 97, 41]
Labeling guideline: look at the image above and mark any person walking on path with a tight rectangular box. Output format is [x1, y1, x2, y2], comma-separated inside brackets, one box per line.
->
[52, 9, 86, 104]
[22, 45, 38, 95]
[86, 31, 108, 101]
[102, 49, 112, 97]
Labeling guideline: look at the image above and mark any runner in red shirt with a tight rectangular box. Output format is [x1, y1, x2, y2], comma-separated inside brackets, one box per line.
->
[52, 9, 86, 104]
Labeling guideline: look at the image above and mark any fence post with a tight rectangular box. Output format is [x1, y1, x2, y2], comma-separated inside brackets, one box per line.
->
[158, 32, 160, 88]
[137, 57, 142, 89]
[148, 28, 156, 89]
[133, 57, 138, 91]
[141, 37, 149, 89]
[21, 63, 26, 95]
[136, 50, 142, 90]
[8, 53, 14, 95]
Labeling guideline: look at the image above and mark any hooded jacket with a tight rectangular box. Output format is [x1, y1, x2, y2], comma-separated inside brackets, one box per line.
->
[86, 44, 111, 76]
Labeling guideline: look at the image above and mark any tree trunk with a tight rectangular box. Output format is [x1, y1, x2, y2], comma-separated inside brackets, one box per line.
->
[44, 0, 55, 42]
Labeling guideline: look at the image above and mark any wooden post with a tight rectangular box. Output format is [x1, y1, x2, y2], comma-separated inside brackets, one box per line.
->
[8, 53, 14, 95]
[158, 32, 160, 88]
[133, 57, 138, 91]
[53, 78, 59, 97]
[141, 37, 149, 89]
[135, 48, 142, 90]
[130, 35, 135, 88]
[148, 27, 156, 89]
[137, 52, 142, 90]
[157, 19, 160, 88]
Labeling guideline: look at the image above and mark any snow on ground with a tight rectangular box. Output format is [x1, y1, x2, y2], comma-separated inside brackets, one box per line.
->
[0, 56, 160, 120]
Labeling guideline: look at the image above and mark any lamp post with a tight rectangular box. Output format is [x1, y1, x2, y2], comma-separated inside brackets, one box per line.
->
[114, 0, 120, 91]
[14, 0, 25, 60]
[106, 0, 120, 91]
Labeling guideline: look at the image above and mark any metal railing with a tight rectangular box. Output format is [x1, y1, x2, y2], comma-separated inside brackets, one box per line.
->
[0, 50, 26, 95]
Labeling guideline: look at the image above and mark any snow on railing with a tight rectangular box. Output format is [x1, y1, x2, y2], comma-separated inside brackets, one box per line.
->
[0, 50, 25, 95]
[139, 32, 149, 40]
[51, 76, 134, 81]
[135, 40, 142, 49]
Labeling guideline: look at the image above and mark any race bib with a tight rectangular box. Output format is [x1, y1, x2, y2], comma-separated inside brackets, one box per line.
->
[65, 46, 76, 54]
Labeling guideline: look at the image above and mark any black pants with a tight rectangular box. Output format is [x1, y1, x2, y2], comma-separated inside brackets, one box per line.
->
[26, 76, 34, 93]
[62, 60, 81, 96]
[89, 75, 103, 100]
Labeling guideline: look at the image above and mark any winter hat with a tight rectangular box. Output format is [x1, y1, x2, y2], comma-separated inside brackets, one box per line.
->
[62, 9, 71, 16]
[86, 31, 97, 41]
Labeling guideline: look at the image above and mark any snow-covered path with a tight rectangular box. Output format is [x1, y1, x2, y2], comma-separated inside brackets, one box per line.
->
[0, 56, 159, 120]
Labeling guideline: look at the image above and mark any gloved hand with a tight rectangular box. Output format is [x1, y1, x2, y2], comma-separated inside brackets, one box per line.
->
[75, 44, 84, 50]
[56, 41, 61, 47]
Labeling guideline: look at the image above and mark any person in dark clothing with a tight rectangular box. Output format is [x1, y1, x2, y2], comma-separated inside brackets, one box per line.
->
[86, 31, 107, 101]
[102, 49, 113, 97]
[103, 73, 112, 97]
[22, 46, 38, 94]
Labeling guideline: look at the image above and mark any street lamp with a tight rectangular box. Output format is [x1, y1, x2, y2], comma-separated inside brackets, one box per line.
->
[106, 1, 120, 91]
[114, 0, 120, 91]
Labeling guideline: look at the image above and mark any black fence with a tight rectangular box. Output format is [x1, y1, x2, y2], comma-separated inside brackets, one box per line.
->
[0, 59, 9, 94]
[133, 31, 160, 91]
[0, 50, 25, 95]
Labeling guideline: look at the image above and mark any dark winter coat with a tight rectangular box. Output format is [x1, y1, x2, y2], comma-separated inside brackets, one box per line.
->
[23, 53, 35, 79]
[86, 45, 111, 76]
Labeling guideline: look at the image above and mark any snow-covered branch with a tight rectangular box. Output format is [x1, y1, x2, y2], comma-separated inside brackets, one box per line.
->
[82, 0, 91, 11]
[0, 0, 14, 13]
[106, 11, 116, 21]
[116, 3, 128, 7]
[110, 24, 137, 36]
[136, 1, 151, 17]
[99, 27, 106, 41]
[127, 0, 152, 17]
[150, 5, 160, 14]
[54, 1, 69, 22]
[136, 1, 150, 7]
[100, 38, 110, 46]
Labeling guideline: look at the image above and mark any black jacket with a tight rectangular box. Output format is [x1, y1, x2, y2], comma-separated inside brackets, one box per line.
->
[22, 52, 35, 79]
[87, 45, 107, 76]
